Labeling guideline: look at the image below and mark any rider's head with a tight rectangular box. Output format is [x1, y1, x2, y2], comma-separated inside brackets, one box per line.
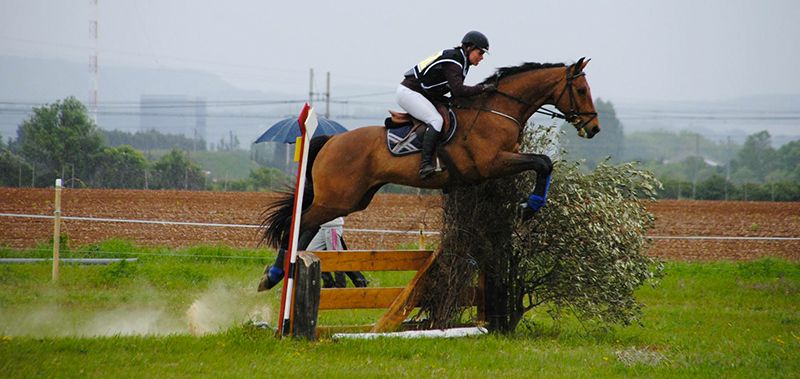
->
[461, 31, 489, 66]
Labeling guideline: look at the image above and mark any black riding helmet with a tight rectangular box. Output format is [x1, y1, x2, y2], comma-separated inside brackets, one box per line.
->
[461, 31, 489, 52]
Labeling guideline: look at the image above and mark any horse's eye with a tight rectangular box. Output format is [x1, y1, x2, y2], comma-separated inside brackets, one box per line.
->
[577, 87, 587, 95]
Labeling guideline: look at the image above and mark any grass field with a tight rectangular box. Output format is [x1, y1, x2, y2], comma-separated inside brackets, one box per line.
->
[1, 241, 798, 378]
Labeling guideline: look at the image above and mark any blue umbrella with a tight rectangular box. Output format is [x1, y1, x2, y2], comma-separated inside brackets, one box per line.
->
[255, 116, 348, 144]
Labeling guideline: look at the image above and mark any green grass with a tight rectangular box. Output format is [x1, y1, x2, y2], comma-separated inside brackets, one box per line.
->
[1, 242, 798, 378]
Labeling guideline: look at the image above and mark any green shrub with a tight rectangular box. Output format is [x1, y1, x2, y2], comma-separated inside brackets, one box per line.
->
[433, 126, 664, 331]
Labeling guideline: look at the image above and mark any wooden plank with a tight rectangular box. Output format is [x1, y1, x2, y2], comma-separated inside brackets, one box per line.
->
[319, 287, 404, 310]
[372, 248, 441, 332]
[317, 286, 477, 312]
[292, 252, 320, 340]
[308, 250, 432, 272]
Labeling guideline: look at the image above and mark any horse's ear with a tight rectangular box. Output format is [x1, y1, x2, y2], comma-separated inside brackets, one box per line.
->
[580, 57, 591, 71]
[573, 57, 585, 75]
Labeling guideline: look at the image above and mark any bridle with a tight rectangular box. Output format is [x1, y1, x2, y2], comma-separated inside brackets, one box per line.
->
[492, 65, 598, 136]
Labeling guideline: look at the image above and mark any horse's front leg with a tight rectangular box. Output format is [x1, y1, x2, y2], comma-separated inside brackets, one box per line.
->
[487, 151, 553, 218]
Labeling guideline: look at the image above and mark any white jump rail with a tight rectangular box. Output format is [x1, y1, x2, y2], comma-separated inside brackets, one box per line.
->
[2, 212, 798, 241]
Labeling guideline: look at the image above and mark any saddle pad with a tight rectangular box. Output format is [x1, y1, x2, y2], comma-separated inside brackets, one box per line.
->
[386, 108, 458, 156]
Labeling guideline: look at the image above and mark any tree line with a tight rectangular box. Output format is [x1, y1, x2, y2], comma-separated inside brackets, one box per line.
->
[104, 129, 207, 152]
[559, 99, 800, 201]
[0, 97, 287, 191]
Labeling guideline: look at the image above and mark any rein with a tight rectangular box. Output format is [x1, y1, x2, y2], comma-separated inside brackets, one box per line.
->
[455, 101, 523, 142]
[493, 66, 598, 130]
[456, 63, 597, 140]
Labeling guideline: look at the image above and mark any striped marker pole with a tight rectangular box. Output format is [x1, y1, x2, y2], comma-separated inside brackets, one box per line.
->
[277, 103, 318, 338]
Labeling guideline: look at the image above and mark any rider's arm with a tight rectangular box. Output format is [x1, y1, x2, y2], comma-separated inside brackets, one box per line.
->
[443, 63, 489, 97]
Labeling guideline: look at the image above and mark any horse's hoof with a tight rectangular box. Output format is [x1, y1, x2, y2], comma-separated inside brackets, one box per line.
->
[519, 203, 535, 222]
[257, 265, 284, 292]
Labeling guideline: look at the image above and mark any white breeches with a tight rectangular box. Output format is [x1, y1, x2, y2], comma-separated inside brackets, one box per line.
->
[395, 84, 443, 132]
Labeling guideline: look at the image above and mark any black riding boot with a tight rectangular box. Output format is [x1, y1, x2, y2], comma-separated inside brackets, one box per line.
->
[419, 129, 441, 179]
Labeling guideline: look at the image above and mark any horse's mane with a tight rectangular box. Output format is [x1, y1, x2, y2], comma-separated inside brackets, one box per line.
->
[480, 62, 566, 84]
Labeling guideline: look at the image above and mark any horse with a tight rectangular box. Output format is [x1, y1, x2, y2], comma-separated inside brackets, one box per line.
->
[261, 57, 600, 250]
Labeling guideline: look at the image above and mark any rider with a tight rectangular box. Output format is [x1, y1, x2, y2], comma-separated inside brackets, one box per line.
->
[397, 30, 496, 179]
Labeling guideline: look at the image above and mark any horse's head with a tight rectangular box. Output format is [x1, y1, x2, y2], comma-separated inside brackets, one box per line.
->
[553, 57, 600, 139]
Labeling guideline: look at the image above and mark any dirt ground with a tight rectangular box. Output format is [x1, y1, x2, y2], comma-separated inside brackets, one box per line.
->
[1, 188, 798, 261]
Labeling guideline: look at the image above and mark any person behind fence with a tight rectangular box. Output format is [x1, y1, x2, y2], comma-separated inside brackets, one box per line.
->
[258, 217, 367, 291]
[396, 30, 496, 180]
[306, 217, 368, 288]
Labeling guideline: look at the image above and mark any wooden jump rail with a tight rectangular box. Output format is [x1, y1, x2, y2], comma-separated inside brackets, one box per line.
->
[288, 249, 483, 340]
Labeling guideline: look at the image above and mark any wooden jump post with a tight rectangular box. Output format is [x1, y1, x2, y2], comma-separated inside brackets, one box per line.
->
[289, 248, 484, 340]
[276, 103, 317, 338]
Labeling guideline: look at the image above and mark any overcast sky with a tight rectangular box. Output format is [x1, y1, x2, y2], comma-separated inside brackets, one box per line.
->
[2, 0, 799, 104]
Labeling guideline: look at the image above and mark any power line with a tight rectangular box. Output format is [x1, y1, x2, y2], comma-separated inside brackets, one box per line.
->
[4, 105, 798, 122]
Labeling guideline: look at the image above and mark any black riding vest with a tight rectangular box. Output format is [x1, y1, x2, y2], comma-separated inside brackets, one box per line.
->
[404, 48, 470, 98]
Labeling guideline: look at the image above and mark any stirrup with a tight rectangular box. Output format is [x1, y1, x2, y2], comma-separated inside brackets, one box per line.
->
[419, 164, 436, 179]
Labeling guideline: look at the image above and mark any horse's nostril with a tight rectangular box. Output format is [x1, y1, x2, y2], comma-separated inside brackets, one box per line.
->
[592, 126, 600, 134]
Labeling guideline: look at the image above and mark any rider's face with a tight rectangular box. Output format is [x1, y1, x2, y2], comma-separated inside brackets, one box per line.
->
[468, 48, 485, 66]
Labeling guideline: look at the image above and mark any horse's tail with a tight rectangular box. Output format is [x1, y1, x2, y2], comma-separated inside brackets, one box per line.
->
[259, 135, 332, 248]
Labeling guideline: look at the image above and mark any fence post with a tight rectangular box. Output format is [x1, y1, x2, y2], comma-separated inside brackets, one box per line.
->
[52, 178, 62, 282]
[292, 251, 320, 340]
[418, 223, 425, 250]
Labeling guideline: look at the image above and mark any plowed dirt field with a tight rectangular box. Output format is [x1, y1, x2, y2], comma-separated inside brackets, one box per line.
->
[1, 188, 798, 261]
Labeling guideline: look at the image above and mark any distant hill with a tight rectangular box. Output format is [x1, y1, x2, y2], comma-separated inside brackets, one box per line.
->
[0, 55, 302, 146]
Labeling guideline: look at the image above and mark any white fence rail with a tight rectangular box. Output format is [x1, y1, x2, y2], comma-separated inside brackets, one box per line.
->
[2, 212, 799, 241]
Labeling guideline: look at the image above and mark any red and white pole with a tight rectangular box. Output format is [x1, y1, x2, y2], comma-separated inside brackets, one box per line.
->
[277, 103, 318, 337]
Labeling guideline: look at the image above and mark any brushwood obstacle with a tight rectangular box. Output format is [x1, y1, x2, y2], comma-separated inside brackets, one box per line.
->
[287, 248, 485, 340]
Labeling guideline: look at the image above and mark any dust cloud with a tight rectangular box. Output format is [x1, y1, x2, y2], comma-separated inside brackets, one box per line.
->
[0, 281, 272, 337]
[186, 281, 273, 336]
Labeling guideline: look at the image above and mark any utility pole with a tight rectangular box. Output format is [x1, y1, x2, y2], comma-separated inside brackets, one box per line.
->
[308, 68, 332, 118]
[325, 71, 331, 119]
[89, 0, 99, 123]
[692, 133, 699, 199]
[309, 68, 314, 106]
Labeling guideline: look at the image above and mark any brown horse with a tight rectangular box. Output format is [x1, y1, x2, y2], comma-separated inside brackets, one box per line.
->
[261, 58, 599, 250]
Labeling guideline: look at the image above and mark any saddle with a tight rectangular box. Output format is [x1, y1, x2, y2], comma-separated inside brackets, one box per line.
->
[384, 104, 458, 157]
